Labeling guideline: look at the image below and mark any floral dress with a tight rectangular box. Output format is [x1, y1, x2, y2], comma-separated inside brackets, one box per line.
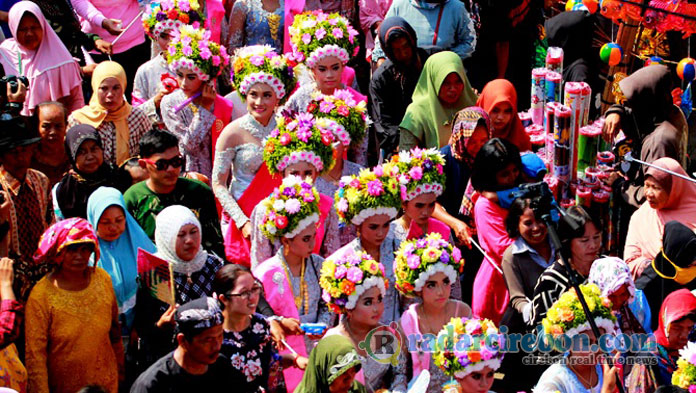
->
[221, 313, 286, 393]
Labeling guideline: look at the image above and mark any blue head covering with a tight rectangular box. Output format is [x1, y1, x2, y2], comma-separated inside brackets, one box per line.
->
[87, 186, 156, 331]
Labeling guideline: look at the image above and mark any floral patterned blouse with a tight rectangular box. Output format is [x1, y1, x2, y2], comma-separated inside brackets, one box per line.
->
[221, 313, 286, 393]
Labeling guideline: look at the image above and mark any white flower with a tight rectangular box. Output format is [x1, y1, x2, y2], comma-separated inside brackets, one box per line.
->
[283, 175, 302, 187]
[285, 198, 302, 214]
[244, 358, 263, 381]
[252, 323, 265, 335]
[398, 150, 412, 164]
[273, 199, 285, 212]
[230, 353, 245, 369]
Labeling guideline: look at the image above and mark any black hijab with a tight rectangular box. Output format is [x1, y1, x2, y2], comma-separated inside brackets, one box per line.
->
[378, 16, 418, 65]
[56, 124, 123, 219]
[619, 64, 674, 140]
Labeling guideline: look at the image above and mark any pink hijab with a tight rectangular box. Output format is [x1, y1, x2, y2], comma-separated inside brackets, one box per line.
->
[0, 2, 83, 115]
[624, 157, 696, 264]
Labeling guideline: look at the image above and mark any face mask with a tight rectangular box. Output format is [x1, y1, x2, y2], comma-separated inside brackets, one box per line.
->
[653, 249, 696, 285]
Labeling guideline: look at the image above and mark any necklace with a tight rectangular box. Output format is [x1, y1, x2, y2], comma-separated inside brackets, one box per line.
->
[281, 254, 308, 314]
[569, 363, 597, 388]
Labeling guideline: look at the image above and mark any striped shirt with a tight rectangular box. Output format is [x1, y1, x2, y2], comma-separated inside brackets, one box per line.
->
[530, 259, 586, 326]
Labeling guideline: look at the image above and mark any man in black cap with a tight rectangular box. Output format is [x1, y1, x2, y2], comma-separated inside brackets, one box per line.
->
[0, 116, 53, 300]
[130, 297, 232, 393]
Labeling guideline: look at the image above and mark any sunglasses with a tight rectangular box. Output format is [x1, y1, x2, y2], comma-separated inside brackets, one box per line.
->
[142, 155, 185, 171]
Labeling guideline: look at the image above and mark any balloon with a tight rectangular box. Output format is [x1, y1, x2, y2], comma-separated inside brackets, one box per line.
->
[677, 57, 696, 82]
[645, 56, 665, 66]
[599, 43, 623, 66]
[566, 0, 599, 13]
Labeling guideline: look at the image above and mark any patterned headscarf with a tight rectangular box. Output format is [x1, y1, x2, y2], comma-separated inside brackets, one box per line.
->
[588, 257, 636, 304]
[449, 106, 491, 164]
[33, 218, 99, 265]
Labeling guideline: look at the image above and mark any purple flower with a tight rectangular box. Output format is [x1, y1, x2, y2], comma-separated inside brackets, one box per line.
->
[407, 254, 421, 269]
[416, 239, 427, 249]
[332, 28, 344, 39]
[199, 46, 212, 60]
[156, 12, 166, 21]
[319, 101, 335, 113]
[457, 354, 470, 367]
[373, 165, 383, 177]
[366, 180, 383, 196]
[439, 250, 450, 263]
[423, 159, 433, 170]
[301, 182, 313, 190]
[409, 166, 423, 181]
[315, 28, 326, 40]
[334, 265, 347, 279]
[302, 33, 312, 45]
[283, 187, 297, 197]
[250, 55, 265, 66]
[335, 297, 347, 306]
[296, 126, 312, 142]
[182, 45, 193, 56]
[346, 267, 364, 283]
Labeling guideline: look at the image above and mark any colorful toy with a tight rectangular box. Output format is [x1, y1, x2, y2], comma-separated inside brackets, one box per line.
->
[644, 56, 665, 66]
[599, 42, 623, 66]
[566, 0, 598, 14]
[677, 57, 696, 82]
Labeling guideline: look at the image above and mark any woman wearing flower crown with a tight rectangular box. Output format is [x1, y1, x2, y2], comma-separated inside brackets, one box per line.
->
[285, 11, 369, 166]
[534, 284, 620, 393]
[214, 45, 296, 264]
[248, 110, 341, 267]
[432, 317, 504, 393]
[161, 25, 234, 178]
[395, 232, 470, 392]
[252, 175, 334, 391]
[320, 251, 409, 392]
[330, 166, 402, 323]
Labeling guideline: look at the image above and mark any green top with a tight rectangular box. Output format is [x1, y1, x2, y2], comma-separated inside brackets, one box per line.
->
[399, 51, 478, 150]
[124, 178, 225, 258]
[294, 335, 366, 393]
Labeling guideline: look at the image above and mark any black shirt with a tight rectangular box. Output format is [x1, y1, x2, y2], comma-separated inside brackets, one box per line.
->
[130, 351, 233, 393]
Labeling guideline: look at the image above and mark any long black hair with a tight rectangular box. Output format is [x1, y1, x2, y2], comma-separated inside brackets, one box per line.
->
[471, 137, 522, 192]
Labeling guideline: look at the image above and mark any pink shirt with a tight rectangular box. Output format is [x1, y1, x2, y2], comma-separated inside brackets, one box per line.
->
[70, 0, 145, 54]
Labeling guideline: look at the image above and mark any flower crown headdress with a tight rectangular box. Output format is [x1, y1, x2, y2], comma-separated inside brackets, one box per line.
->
[335, 166, 401, 226]
[393, 232, 464, 297]
[433, 317, 505, 379]
[319, 250, 388, 313]
[307, 89, 370, 147]
[541, 283, 616, 350]
[260, 175, 321, 240]
[673, 342, 696, 390]
[142, 0, 205, 39]
[167, 25, 230, 81]
[288, 11, 360, 68]
[263, 111, 336, 175]
[231, 45, 297, 104]
[386, 148, 446, 201]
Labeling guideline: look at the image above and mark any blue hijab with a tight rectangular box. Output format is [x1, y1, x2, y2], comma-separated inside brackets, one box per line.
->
[87, 186, 156, 331]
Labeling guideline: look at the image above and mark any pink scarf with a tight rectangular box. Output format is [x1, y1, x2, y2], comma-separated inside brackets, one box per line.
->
[205, 0, 226, 44]
[0, 2, 83, 116]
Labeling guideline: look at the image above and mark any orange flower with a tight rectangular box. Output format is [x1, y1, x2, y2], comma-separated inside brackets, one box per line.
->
[467, 351, 482, 363]
[328, 303, 342, 313]
[265, 143, 275, 154]
[340, 280, 355, 295]
[178, 13, 189, 23]
[233, 58, 244, 73]
[560, 309, 575, 323]
[550, 325, 563, 336]
[402, 282, 414, 293]
[602, 298, 613, 309]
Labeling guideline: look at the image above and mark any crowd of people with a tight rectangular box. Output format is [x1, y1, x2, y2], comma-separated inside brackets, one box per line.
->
[0, 0, 693, 393]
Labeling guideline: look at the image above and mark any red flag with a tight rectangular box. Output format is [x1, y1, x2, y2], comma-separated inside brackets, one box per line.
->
[137, 248, 175, 306]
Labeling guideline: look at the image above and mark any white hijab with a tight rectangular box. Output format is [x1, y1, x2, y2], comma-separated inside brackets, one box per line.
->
[155, 205, 208, 276]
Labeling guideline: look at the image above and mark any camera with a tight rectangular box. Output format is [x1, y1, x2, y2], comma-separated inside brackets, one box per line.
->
[0, 75, 28, 102]
[509, 181, 560, 223]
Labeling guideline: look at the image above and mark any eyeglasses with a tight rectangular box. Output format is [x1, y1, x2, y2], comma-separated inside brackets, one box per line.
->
[225, 286, 262, 300]
[142, 155, 185, 171]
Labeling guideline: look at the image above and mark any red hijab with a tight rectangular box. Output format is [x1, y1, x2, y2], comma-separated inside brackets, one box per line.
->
[476, 79, 531, 152]
[655, 288, 696, 347]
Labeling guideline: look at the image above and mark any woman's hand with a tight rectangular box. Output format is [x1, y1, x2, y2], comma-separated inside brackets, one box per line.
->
[269, 318, 286, 350]
[294, 355, 308, 370]
[101, 19, 124, 36]
[630, 259, 651, 280]
[81, 63, 98, 77]
[95, 39, 113, 55]
[600, 354, 620, 393]
[602, 113, 621, 143]
[154, 86, 173, 109]
[156, 304, 178, 328]
[280, 317, 303, 335]
[198, 83, 216, 111]
[241, 222, 252, 239]
[0, 258, 15, 301]
[6, 81, 26, 104]
[452, 220, 473, 248]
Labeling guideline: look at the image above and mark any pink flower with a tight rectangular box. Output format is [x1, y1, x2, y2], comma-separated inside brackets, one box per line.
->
[181, 35, 192, 46]
[337, 198, 349, 212]
[412, 148, 423, 159]
[296, 126, 312, 142]
[250, 55, 265, 66]
[349, 178, 360, 188]
[366, 180, 383, 196]
[270, 129, 280, 138]
[379, 263, 385, 276]
[161, 0, 175, 9]
[332, 28, 343, 39]
[212, 55, 221, 66]
[168, 45, 177, 56]
[373, 165, 383, 177]
[329, 17, 339, 26]
[452, 247, 462, 263]
[302, 33, 312, 45]
[335, 265, 347, 279]
[319, 101, 335, 113]
[400, 185, 407, 200]
[436, 164, 443, 175]
[203, 30, 212, 41]
[409, 166, 423, 181]
[315, 28, 326, 40]
[336, 105, 349, 116]
[199, 46, 212, 60]
[179, 0, 190, 11]
[182, 45, 193, 56]
[407, 254, 421, 269]
[192, 21, 200, 29]
[346, 266, 363, 283]
[285, 198, 301, 214]
[279, 133, 292, 145]
[302, 191, 315, 203]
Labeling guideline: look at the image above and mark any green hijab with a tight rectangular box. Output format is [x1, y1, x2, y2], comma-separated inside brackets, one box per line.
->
[400, 51, 478, 149]
[294, 335, 366, 393]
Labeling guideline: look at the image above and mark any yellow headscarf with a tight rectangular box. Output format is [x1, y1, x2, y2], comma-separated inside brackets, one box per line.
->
[71, 61, 132, 165]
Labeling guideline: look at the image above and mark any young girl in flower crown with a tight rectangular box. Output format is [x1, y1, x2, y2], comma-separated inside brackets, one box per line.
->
[248, 110, 341, 267]
[319, 251, 409, 392]
[284, 11, 369, 166]
[330, 165, 402, 323]
[135, 1, 205, 126]
[432, 317, 504, 393]
[535, 284, 620, 393]
[252, 175, 334, 391]
[395, 233, 471, 392]
[214, 45, 296, 263]
[161, 25, 234, 178]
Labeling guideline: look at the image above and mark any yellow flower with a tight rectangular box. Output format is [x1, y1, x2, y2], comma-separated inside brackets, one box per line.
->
[345, 188, 359, 204]
[547, 307, 561, 323]
[189, 0, 200, 10]
[586, 297, 596, 312]
[329, 286, 342, 298]
[356, 101, 367, 112]
[422, 247, 442, 263]
[364, 260, 379, 275]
